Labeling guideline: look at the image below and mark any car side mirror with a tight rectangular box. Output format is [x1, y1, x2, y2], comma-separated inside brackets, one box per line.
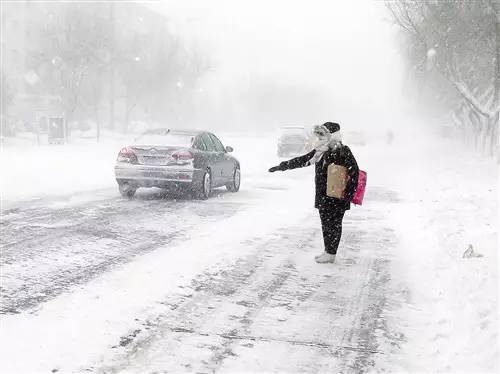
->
[225, 146, 233, 153]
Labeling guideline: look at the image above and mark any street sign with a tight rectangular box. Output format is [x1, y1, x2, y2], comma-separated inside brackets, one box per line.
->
[48, 117, 65, 144]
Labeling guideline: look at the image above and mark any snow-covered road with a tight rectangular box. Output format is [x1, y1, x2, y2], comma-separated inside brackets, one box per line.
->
[0, 132, 497, 373]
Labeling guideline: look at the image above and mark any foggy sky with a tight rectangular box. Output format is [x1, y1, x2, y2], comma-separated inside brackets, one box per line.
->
[149, 0, 405, 130]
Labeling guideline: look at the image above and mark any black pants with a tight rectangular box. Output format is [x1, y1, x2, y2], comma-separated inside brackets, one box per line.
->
[318, 208, 345, 255]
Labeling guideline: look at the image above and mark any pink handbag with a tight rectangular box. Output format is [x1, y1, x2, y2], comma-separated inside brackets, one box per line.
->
[352, 170, 367, 205]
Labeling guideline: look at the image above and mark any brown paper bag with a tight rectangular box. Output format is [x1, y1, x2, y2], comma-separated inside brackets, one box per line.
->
[326, 164, 348, 199]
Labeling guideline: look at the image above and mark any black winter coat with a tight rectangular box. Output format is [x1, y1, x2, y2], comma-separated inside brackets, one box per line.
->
[278, 144, 359, 211]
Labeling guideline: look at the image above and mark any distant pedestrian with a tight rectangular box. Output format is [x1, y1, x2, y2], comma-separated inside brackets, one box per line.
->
[268, 122, 359, 263]
[386, 129, 394, 145]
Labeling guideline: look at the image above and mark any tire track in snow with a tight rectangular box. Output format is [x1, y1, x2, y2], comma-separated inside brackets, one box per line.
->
[0, 191, 244, 314]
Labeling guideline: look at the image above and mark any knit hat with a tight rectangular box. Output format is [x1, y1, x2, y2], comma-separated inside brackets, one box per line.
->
[322, 122, 340, 134]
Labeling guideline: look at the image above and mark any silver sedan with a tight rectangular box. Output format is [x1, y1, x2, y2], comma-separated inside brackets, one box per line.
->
[115, 129, 241, 199]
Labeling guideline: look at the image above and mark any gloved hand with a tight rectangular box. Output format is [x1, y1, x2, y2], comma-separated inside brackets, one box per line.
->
[268, 165, 282, 172]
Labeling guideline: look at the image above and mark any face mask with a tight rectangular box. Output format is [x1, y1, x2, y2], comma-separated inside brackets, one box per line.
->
[314, 133, 331, 150]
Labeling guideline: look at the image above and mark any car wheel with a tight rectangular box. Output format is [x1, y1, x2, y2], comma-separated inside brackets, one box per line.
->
[195, 170, 212, 199]
[226, 166, 240, 192]
[119, 183, 137, 199]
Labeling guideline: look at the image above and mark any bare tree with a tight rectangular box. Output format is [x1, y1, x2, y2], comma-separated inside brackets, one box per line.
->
[387, 0, 499, 156]
[32, 4, 113, 141]
[1, 70, 16, 136]
[12, 2, 212, 138]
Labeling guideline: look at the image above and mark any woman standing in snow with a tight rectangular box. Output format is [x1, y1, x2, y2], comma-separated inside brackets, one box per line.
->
[268, 122, 359, 263]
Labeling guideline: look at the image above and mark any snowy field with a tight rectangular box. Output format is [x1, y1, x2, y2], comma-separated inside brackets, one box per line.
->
[0, 129, 498, 373]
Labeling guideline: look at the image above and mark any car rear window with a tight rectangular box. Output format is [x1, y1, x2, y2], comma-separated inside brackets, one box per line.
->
[280, 131, 307, 139]
[135, 132, 194, 146]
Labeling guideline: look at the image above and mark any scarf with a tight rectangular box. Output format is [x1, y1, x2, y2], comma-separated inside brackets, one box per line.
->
[308, 129, 342, 165]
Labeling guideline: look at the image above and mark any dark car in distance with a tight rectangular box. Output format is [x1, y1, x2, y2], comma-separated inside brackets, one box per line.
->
[114, 129, 240, 199]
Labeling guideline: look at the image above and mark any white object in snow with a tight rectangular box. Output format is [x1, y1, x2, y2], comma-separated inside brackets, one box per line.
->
[462, 244, 484, 259]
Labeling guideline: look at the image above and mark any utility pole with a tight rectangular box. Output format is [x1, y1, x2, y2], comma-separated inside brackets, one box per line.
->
[109, 1, 115, 130]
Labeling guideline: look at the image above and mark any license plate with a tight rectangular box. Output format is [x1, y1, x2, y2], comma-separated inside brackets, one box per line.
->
[142, 157, 166, 165]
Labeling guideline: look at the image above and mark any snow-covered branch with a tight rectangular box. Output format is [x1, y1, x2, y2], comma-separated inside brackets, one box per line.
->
[387, 0, 499, 156]
[452, 80, 495, 118]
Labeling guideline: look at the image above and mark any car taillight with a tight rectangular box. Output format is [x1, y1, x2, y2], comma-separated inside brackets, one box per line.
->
[171, 150, 193, 163]
[117, 146, 138, 163]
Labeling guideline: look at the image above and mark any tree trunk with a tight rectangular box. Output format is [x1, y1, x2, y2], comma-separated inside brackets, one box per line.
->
[490, 114, 499, 159]
[94, 103, 100, 143]
[65, 111, 72, 144]
[494, 4, 499, 161]
[108, 2, 115, 130]
[125, 87, 137, 134]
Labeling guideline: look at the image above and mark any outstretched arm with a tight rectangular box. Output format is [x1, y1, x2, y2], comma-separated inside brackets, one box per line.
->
[269, 150, 315, 172]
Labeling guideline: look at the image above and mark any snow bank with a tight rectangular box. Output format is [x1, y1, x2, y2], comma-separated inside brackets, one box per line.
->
[363, 133, 499, 372]
[0, 133, 136, 205]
